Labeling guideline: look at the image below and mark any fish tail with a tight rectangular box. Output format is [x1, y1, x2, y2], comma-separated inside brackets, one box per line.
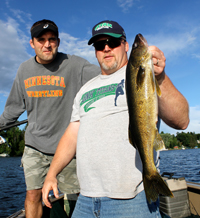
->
[143, 171, 174, 203]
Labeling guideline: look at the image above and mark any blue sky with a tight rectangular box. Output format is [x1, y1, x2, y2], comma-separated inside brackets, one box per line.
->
[0, 0, 199, 135]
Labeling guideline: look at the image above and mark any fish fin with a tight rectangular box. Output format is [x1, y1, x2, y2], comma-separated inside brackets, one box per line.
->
[155, 78, 161, 97]
[128, 125, 137, 149]
[136, 66, 145, 91]
[153, 129, 165, 151]
[150, 71, 155, 93]
[143, 171, 174, 203]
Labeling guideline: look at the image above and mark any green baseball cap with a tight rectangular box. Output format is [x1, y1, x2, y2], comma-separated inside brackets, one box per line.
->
[88, 20, 126, 45]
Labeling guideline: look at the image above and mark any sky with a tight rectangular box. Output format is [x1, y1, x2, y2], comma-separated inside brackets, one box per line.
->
[0, 0, 199, 135]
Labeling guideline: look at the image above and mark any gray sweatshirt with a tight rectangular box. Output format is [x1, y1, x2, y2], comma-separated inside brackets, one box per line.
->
[0, 52, 100, 154]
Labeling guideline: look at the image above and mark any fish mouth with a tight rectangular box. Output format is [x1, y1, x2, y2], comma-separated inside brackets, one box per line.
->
[129, 33, 151, 67]
[133, 34, 148, 49]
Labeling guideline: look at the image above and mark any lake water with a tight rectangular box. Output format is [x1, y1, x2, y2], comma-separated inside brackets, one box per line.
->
[159, 148, 200, 183]
[0, 149, 200, 217]
[0, 156, 26, 218]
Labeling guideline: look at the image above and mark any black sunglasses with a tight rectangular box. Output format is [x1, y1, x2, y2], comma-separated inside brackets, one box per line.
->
[93, 38, 123, 51]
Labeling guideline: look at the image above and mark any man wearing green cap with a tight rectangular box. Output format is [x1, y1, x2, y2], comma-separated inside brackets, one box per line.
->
[43, 20, 189, 217]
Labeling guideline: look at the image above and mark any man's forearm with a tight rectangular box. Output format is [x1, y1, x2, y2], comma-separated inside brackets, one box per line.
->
[42, 122, 79, 208]
[158, 74, 189, 130]
[46, 121, 79, 178]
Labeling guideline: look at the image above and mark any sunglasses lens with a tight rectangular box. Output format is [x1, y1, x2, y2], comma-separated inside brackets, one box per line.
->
[93, 41, 106, 51]
[93, 38, 122, 51]
[109, 39, 121, 48]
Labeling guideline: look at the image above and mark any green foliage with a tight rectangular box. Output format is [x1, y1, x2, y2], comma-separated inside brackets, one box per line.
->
[161, 131, 199, 149]
[15, 140, 25, 156]
[160, 132, 173, 148]
[0, 142, 11, 154]
[1, 123, 200, 156]
[0, 125, 26, 156]
[170, 136, 181, 149]
[177, 132, 190, 146]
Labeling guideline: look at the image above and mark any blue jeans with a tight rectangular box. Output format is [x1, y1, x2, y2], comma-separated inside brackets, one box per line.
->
[72, 191, 162, 218]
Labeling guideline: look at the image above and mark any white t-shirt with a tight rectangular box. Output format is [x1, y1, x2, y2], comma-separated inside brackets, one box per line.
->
[71, 66, 144, 199]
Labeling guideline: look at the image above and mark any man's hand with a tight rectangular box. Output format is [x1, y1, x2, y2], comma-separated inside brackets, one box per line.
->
[149, 46, 166, 84]
[42, 177, 59, 208]
[148, 47, 189, 130]
[42, 122, 79, 208]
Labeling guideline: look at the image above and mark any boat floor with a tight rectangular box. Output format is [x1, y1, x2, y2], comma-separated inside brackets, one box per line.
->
[7, 189, 200, 218]
[7, 209, 25, 218]
[7, 198, 70, 218]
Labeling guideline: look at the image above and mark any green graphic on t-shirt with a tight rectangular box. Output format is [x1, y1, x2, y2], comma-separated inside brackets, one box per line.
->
[80, 84, 118, 112]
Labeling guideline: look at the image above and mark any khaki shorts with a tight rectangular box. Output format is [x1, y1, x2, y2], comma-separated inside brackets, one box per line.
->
[21, 146, 80, 193]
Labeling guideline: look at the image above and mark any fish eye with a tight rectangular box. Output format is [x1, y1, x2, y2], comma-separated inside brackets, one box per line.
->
[133, 42, 138, 48]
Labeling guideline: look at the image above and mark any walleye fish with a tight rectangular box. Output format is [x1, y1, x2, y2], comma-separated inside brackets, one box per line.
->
[126, 34, 173, 203]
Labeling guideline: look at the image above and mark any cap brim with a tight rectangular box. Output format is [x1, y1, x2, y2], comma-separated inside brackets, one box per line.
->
[31, 25, 58, 38]
[88, 33, 123, 45]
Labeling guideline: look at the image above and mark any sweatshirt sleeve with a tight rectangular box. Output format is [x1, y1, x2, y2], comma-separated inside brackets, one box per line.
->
[0, 73, 26, 128]
[81, 59, 101, 86]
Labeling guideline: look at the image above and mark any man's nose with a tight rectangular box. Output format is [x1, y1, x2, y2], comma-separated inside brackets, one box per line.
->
[44, 40, 51, 47]
[103, 44, 111, 51]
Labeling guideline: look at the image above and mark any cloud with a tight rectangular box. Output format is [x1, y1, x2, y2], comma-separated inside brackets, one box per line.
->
[126, 15, 200, 63]
[0, 18, 31, 95]
[117, 0, 135, 13]
[5, 0, 32, 28]
[59, 32, 98, 65]
[160, 105, 200, 135]
[146, 32, 196, 59]
[126, 33, 196, 62]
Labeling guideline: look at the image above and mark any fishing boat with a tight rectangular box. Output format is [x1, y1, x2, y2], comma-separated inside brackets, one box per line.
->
[2, 121, 200, 218]
[0, 153, 9, 157]
[7, 193, 73, 218]
[6, 179, 200, 218]
[160, 173, 200, 218]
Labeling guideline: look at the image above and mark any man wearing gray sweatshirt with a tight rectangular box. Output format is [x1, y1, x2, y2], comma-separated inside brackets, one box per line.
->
[0, 19, 100, 218]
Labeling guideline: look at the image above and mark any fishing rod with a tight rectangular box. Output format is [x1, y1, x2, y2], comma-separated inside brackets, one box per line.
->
[0, 119, 28, 131]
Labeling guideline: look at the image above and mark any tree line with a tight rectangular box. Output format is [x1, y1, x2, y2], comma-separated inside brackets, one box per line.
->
[0, 125, 200, 156]
[0, 126, 26, 156]
[160, 131, 200, 149]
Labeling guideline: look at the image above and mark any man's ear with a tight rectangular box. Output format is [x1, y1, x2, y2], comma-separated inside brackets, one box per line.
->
[57, 38, 60, 47]
[125, 41, 129, 53]
[30, 39, 35, 49]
